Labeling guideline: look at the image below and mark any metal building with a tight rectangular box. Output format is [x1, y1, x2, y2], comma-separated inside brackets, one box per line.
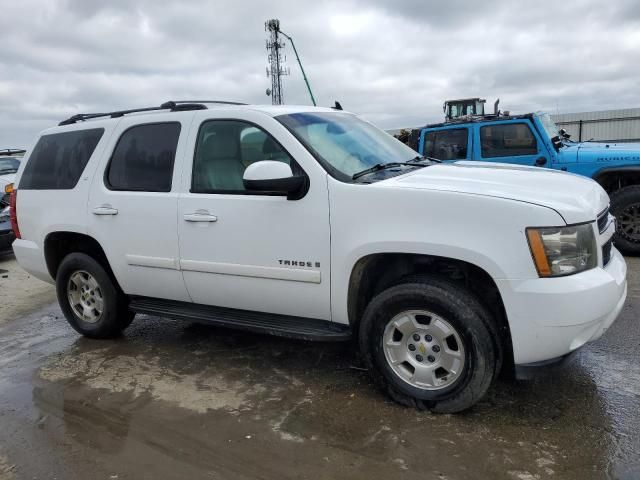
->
[551, 108, 640, 143]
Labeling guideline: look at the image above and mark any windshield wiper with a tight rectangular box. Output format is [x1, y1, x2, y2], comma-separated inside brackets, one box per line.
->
[412, 155, 442, 163]
[352, 162, 403, 180]
[351, 155, 441, 180]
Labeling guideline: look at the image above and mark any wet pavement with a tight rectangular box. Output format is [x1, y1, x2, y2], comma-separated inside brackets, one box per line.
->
[0, 257, 639, 480]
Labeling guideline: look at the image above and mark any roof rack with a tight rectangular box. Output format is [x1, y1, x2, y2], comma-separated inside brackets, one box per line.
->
[58, 100, 246, 126]
[0, 149, 26, 156]
[171, 100, 247, 105]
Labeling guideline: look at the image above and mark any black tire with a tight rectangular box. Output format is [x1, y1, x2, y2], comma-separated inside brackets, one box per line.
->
[56, 253, 134, 338]
[358, 276, 498, 413]
[610, 185, 640, 256]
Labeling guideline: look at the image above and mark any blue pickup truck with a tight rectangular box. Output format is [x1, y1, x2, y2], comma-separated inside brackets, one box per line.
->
[415, 112, 640, 255]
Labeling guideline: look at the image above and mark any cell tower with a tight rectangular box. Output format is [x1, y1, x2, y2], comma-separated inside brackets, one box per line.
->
[265, 19, 289, 105]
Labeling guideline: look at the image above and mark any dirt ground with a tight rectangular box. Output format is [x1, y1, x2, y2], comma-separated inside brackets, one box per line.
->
[0, 254, 639, 480]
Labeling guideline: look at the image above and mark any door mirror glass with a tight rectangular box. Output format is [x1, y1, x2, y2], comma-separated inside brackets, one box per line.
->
[243, 160, 305, 197]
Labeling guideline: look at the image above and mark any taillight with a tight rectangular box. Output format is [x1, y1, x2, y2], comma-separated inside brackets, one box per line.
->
[9, 187, 20, 239]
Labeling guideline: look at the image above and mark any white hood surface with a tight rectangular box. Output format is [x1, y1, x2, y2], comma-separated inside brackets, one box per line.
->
[381, 161, 608, 225]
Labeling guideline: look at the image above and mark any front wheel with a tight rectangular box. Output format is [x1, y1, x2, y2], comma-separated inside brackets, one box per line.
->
[56, 253, 134, 338]
[359, 277, 498, 413]
[610, 185, 640, 256]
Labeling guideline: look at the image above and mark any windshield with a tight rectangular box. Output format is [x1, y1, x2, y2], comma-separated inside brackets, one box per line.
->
[537, 112, 560, 140]
[276, 112, 420, 180]
[0, 158, 20, 174]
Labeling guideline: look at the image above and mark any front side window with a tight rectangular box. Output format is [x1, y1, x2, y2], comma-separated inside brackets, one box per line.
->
[276, 112, 419, 181]
[192, 120, 294, 193]
[480, 123, 538, 158]
[19, 128, 104, 190]
[424, 128, 468, 160]
[106, 123, 181, 192]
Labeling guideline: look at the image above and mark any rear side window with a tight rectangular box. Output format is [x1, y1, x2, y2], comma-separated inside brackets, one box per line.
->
[19, 128, 104, 189]
[480, 123, 537, 157]
[424, 129, 468, 160]
[106, 122, 181, 192]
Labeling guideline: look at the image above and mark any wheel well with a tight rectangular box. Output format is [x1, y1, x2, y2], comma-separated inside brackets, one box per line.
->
[44, 232, 117, 286]
[594, 169, 640, 195]
[348, 253, 513, 369]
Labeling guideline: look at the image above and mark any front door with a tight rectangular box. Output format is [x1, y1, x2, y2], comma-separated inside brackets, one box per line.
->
[177, 111, 331, 320]
[87, 113, 192, 301]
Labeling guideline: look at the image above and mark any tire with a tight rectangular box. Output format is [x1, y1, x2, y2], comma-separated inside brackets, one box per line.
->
[610, 185, 640, 256]
[56, 253, 134, 338]
[358, 276, 498, 413]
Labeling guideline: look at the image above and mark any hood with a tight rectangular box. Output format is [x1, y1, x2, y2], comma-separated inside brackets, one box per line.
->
[575, 141, 640, 163]
[0, 173, 15, 187]
[380, 161, 608, 224]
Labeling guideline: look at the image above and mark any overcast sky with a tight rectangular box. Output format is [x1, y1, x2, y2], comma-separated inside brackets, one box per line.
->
[1, 0, 640, 147]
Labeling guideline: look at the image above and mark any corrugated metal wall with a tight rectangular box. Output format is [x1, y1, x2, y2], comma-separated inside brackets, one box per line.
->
[551, 108, 640, 143]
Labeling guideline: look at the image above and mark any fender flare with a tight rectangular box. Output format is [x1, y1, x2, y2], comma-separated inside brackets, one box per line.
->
[592, 165, 640, 185]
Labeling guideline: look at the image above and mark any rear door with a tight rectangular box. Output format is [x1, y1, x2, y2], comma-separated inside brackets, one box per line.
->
[474, 121, 546, 166]
[87, 112, 194, 301]
[420, 127, 470, 162]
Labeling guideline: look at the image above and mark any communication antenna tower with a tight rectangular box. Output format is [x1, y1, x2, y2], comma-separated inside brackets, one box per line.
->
[265, 19, 289, 105]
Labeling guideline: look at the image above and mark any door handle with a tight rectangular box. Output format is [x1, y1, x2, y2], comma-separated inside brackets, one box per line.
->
[184, 210, 218, 222]
[92, 205, 119, 215]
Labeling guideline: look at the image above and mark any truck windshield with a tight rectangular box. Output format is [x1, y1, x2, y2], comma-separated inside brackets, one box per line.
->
[0, 158, 20, 175]
[537, 113, 560, 140]
[276, 112, 420, 180]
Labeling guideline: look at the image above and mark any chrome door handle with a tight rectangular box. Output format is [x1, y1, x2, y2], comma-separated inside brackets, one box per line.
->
[184, 210, 218, 222]
[92, 205, 119, 215]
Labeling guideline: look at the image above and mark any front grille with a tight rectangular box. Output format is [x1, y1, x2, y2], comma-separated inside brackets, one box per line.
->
[597, 207, 610, 233]
[602, 239, 613, 267]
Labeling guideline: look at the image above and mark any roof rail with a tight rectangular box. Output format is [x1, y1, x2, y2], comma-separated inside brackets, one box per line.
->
[170, 100, 247, 105]
[0, 149, 26, 156]
[58, 101, 210, 126]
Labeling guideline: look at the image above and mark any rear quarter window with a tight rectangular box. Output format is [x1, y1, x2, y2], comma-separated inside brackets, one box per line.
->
[105, 122, 181, 192]
[19, 128, 104, 190]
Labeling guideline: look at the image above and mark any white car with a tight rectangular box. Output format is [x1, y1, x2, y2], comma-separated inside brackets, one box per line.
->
[9, 101, 627, 412]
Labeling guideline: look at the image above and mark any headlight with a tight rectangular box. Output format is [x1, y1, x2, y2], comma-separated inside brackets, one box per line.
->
[526, 223, 597, 277]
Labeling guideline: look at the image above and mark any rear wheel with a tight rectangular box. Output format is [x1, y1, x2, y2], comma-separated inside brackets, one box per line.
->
[56, 253, 134, 338]
[610, 185, 640, 256]
[359, 276, 498, 413]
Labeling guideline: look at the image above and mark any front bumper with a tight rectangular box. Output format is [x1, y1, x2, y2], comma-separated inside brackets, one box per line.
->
[497, 247, 627, 365]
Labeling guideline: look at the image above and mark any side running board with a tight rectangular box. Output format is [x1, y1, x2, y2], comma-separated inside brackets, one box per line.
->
[128, 297, 352, 342]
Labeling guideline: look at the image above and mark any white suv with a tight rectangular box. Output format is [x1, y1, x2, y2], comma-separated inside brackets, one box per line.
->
[10, 101, 627, 412]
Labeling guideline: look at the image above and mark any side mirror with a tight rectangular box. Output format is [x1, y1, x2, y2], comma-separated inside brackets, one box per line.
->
[534, 156, 547, 167]
[243, 161, 306, 198]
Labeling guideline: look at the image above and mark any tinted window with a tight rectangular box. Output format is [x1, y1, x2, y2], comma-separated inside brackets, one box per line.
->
[424, 129, 468, 160]
[19, 129, 104, 189]
[106, 123, 180, 192]
[480, 123, 537, 157]
[192, 120, 294, 193]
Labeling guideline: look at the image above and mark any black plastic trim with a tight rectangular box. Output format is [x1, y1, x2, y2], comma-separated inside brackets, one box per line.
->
[592, 165, 640, 184]
[129, 296, 351, 342]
